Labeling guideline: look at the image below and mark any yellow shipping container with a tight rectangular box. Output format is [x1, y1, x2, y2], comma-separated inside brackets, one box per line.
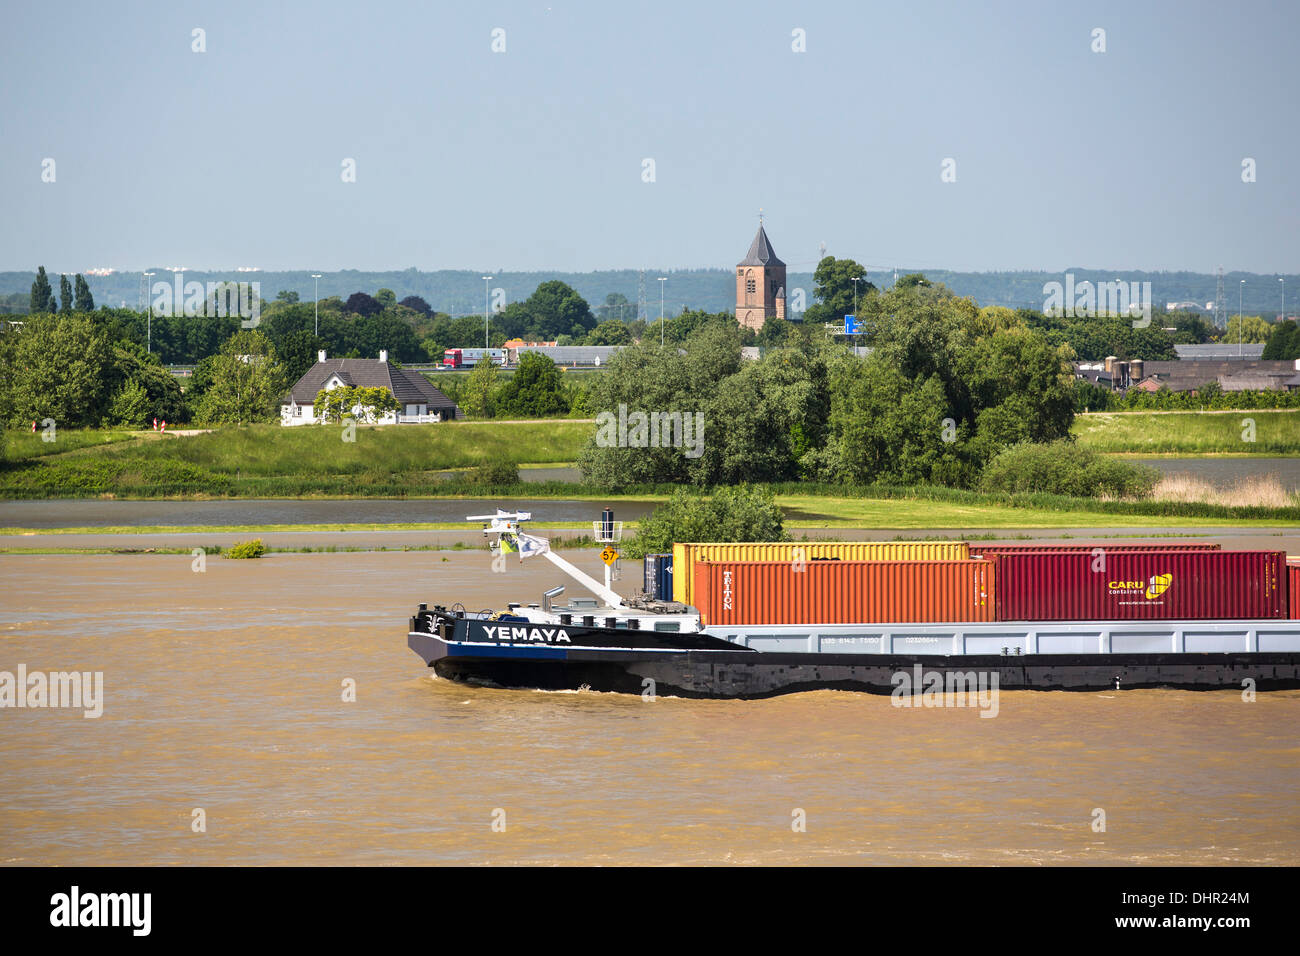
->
[671, 541, 971, 607]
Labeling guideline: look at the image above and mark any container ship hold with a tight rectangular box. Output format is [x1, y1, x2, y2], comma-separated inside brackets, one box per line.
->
[406, 510, 1300, 698]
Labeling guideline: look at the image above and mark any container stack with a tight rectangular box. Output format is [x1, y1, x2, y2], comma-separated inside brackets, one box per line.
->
[670, 539, 1294, 625]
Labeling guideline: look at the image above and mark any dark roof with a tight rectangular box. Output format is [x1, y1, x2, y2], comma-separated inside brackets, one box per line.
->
[1138, 359, 1297, 392]
[737, 225, 785, 267]
[285, 359, 458, 409]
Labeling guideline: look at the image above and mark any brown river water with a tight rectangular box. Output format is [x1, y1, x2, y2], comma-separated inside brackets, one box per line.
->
[1, 550, 1298, 866]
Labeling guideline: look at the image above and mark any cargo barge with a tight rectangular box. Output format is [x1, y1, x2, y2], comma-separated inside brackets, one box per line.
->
[405, 511, 1300, 698]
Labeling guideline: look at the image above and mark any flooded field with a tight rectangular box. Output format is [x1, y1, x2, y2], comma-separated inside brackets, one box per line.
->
[1137, 457, 1300, 493]
[1, 550, 1298, 866]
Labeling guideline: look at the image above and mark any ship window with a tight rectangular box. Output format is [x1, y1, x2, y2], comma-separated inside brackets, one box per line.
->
[654, 622, 681, 632]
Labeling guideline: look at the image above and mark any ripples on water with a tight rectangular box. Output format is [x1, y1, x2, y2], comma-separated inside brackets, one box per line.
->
[1, 552, 1297, 865]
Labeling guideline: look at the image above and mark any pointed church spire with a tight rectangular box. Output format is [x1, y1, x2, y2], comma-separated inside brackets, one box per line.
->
[738, 222, 784, 267]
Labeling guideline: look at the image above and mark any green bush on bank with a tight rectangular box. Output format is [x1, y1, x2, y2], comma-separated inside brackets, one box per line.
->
[625, 484, 787, 559]
[225, 539, 266, 559]
[979, 441, 1160, 498]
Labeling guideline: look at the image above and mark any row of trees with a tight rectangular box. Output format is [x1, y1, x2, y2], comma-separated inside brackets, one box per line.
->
[445, 353, 577, 419]
[30, 267, 94, 314]
[576, 281, 1080, 490]
[0, 314, 291, 428]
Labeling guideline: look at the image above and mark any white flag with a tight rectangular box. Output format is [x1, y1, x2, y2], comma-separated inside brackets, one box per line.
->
[517, 532, 550, 559]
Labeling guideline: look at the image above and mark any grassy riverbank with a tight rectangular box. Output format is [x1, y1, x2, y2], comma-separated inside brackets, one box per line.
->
[1072, 409, 1300, 455]
[0, 420, 591, 496]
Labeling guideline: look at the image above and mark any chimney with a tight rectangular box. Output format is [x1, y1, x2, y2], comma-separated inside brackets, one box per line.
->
[317, 349, 327, 363]
[379, 349, 389, 363]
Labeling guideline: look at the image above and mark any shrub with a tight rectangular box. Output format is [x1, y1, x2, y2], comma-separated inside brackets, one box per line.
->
[626, 483, 787, 558]
[980, 440, 1159, 498]
[226, 539, 266, 559]
[464, 458, 520, 486]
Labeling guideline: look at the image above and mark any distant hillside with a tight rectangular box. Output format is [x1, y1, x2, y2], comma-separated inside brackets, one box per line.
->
[2, 267, 1295, 317]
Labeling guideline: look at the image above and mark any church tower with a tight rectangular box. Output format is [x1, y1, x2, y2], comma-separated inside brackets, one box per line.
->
[735, 219, 787, 332]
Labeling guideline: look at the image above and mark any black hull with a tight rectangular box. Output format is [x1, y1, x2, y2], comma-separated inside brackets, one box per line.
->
[425, 646, 1300, 699]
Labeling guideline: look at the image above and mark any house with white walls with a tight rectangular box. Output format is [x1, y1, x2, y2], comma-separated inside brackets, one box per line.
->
[280, 350, 460, 425]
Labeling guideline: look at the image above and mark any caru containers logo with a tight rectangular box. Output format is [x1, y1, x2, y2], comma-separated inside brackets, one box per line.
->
[1108, 573, 1173, 601]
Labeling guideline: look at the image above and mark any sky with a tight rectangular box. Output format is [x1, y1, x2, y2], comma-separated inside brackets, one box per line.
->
[2, 0, 1297, 276]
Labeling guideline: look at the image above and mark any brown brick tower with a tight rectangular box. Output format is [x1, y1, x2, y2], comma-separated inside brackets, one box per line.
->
[735, 221, 787, 332]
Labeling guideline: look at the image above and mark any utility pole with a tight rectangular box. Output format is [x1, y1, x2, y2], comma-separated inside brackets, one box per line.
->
[658, 277, 667, 347]
[143, 272, 154, 353]
[311, 273, 322, 336]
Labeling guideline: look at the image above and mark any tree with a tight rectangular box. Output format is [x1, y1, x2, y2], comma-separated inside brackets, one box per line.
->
[1220, 314, 1272, 345]
[597, 293, 634, 323]
[803, 256, 874, 326]
[0, 313, 115, 426]
[193, 330, 287, 425]
[276, 329, 326, 383]
[59, 274, 73, 314]
[460, 356, 500, 418]
[375, 288, 397, 308]
[313, 385, 399, 424]
[585, 320, 632, 345]
[344, 292, 381, 316]
[73, 274, 95, 312]
[625, 486, 787, 559]
[498, 280, 595, 341]
[495, 352, 569, 417]
[109, 343, 188, 424]
[275, 289, 300, 304]
[894, 272, 931, 290]
[1262, 320, 1299, 359]
[30, 267, 54, 313]
[399, 295, 432, 315]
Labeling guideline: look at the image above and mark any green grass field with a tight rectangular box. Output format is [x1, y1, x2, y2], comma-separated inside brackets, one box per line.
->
[0, 420, 593, 496]
[5, 428, 141, 461]
[1072, 409, 1300, 455]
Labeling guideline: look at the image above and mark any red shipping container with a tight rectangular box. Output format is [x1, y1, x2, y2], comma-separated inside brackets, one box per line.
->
[692, 560, 994, 627]
[1289, 560, 1299, 620]
[971, 543, 1220, 555]
[992, 550, 1286, 621]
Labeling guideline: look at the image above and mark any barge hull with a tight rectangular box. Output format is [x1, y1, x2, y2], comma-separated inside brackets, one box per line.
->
[410, 634, 1300, 699]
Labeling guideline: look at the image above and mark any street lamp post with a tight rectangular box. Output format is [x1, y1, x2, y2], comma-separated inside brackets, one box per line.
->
[142, 272, 155, 353]
[482, 276, 493, 350]
[850, 276, 861, 317]
[658, 277, 667, 347]
[1281, 277, 1286, 326]
[311, 273, 322, 336]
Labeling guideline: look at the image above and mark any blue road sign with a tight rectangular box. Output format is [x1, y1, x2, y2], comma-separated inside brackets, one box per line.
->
[844, 315, 858, 334]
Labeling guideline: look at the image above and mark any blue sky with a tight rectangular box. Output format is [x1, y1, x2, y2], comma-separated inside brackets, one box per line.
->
[2, 0, 1296, 275]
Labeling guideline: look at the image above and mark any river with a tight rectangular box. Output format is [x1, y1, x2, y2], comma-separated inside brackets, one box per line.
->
[1, 551, 1297, 865]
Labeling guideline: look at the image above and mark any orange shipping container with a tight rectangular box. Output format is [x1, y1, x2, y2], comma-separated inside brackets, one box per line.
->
[693, 559, 995, 627]
[672, 540, 970, 606]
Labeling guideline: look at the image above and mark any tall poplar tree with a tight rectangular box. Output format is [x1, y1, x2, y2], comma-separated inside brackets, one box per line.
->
[30, 266, 54, 313]
[74, 274, 95, 312]
[59, 274, 73, 314]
